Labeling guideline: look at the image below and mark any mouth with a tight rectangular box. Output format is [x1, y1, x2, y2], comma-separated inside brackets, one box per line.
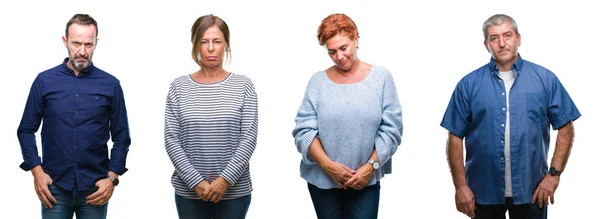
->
[206, 56, 219, 61]
[337, 60, 347, 66]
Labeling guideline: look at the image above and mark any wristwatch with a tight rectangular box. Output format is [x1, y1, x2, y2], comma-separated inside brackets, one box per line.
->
[368, 159, 380, 170]
[549, 167, 561, 176]
[108, 175, 120, 186]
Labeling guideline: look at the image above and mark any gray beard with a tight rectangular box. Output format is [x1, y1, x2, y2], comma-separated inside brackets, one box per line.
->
[71, 59, 90, 72]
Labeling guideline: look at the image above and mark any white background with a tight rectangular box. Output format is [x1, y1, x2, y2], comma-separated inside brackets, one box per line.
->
[1, 0, 597, 218]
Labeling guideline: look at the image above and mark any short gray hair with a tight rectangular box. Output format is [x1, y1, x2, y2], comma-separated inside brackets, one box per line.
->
[482, 14, 518, 40]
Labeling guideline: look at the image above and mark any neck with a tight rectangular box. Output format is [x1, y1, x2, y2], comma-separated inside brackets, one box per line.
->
[198, 66, 227, 78]
[336, 58, 362, 76]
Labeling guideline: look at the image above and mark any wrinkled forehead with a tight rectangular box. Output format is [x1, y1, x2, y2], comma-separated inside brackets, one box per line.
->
[487, 22, 516, 36]
[67, 24, 97, 41]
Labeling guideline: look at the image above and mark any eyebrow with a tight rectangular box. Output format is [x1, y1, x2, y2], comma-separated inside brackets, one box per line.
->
[327, 44, 348, 51]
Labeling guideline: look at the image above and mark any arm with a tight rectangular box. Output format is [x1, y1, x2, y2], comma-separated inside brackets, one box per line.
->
[17, 76, 56, 208]
[17, 75, 44, 171]
[108, 81, 131, 175]
[292, 80, 319, 166]
[219, 79, 259, 186]
[208, 79, 258, 203]
[374, 72, 403, 166]
[550, 122, 574, 173]
[532, 122, 575, 207]
[447, 133, 475, 218]
[164, 83, 205, 190]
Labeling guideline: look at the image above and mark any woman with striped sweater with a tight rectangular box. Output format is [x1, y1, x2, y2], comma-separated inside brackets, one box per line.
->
[164, 14, 258, 219]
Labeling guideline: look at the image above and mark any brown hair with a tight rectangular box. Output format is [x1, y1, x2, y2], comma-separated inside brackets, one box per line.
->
[191, 14, 231, 67]
[65, 14, 98, 38]
[317, 13, 359, 46]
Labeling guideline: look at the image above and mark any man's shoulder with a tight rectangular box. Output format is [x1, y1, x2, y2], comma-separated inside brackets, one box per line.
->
[92, 66, 120, 82]
[521, 59, 554, 76]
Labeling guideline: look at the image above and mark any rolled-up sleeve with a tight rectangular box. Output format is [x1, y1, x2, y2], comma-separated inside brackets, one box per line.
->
[374, 72, 403, 165]
[108, 81, 131, 175]
[440, 79, 472, 138]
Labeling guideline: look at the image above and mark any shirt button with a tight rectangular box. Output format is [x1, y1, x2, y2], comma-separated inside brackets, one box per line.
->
[502, 92, 505, 96]
[75, 94, 78, 97]
[501, 157, 504, 161]
[501, 140, 504, 144]
[75, 111, 78, 114]
[502, 107, 506, 111]
[501, 124, 505, 127]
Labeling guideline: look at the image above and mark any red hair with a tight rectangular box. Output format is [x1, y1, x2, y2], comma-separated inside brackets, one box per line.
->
[317, 13, 359, 46]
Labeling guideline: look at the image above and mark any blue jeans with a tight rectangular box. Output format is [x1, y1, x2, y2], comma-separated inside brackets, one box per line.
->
[175, 193, 251, 219]
[42, 184, 107, 219]
[307, 182, 380, 219]
[474, 197, 547, 219]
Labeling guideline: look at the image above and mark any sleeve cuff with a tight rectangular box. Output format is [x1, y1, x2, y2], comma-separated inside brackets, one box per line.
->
[19, 159, 41, 171]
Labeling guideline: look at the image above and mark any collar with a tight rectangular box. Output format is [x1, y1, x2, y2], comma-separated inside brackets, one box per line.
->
[61, 57, 95, 76]
[488, 54, 524, 76]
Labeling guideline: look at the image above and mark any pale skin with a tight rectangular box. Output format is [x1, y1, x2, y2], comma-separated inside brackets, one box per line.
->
[190, 24, 229, 84]
[62, 23, 98, 76]
[447, 21, 576, 217]
[35, 23, 117, 209]
[189, 24, 231, 203]
[306, 33, 378, 190]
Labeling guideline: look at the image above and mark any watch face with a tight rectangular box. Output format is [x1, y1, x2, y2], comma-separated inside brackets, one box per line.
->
[373, 162, 380, 169]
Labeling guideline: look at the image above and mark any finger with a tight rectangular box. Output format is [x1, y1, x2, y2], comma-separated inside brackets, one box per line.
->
[335, 181, 346, 189]
[38, 191, 52, 209]
[344, 177, 357, 187]
[550, 194, 554, 205]
[467, 203, 475, 218]
[86, 187, 105, 201]
[42, 186, 57, 204]
[532, 187, 540, 204]
[40, 185, 55, 208]
[537, 192, 544, 208]
[544, 193, 549, 206]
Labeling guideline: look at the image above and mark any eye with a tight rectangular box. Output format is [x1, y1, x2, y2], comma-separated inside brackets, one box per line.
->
[341, 46, 347, 51]
[504, 34, 512, 40]
[328, 50, 335, 55]
[489, 36, 497, 42]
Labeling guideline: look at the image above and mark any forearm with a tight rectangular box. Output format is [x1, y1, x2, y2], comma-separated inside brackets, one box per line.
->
[550, 122, 574, 172]
[308, 137, 332, 168]
[447, 132, 467, 188]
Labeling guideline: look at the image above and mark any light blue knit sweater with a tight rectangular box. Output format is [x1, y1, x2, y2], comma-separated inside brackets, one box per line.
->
[293, 65, 403, 189]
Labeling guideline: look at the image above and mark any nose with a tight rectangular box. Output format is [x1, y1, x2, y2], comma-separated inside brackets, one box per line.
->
[76, 45, 86, 57]
[336, 52, 344, 62]
[499, 36, 507, 48]
[208, 42, 215, 53]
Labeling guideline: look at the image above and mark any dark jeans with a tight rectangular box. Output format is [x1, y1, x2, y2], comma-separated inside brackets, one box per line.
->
[42, 184, 107, 219]
[475, 197, 547, 219]
[175, 193, 251, 219]
[307, 182, 380, 219]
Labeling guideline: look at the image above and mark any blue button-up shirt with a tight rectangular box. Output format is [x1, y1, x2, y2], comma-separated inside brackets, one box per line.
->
[17, 58, 131, 191]
[441, 55, 580, 205]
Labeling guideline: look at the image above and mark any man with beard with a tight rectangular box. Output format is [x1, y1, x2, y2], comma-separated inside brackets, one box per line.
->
[17, 14, 131, 219]
[441, 14, 580, 219]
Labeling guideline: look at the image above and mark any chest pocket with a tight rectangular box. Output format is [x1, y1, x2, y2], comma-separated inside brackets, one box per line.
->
[83, 93, 111, 118]
[526, 93, 547, 122]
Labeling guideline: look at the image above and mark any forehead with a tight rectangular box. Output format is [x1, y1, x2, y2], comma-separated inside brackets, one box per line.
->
[202, 25, 224, 39]
[325, 33, 353, 49]
[67, 23, 96, 41]
[486, 22, 516, 36]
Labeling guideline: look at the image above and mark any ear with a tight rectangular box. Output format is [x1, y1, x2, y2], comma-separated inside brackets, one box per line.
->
[354, 35, 359, 48]
[484, 40, 490, 52]
[516, 33, 521, 47]
[62, 36, 68, 48]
